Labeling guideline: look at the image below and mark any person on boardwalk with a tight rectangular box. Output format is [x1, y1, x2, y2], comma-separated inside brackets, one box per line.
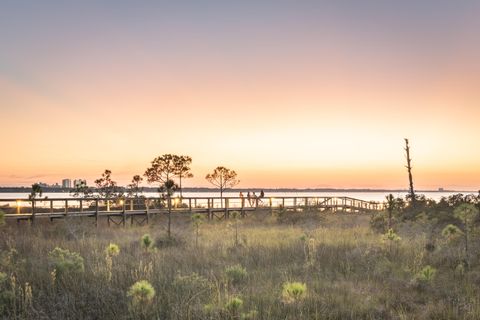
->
[239, 192, 245, 207]
[256, 191, 264, 205]
[252, 192, 258, 207]
[247, 192, 253, 207]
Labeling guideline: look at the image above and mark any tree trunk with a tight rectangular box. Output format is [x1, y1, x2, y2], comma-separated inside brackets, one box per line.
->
[220, 176, 223, 199]
[179, 176, 183, 198]
[404, 139, 416, 206]
[235, 221, 238, 246]
[167, 195, 172, 238]
[465, 217, 469, 268]
[196, 226, 199, 248]
[388, 209, 392, 230]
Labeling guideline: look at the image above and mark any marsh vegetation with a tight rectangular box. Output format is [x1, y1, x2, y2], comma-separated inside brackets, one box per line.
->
[1, 196, 480, 319]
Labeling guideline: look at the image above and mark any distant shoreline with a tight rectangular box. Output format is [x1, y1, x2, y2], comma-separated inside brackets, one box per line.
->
[0, 186, 474, 193]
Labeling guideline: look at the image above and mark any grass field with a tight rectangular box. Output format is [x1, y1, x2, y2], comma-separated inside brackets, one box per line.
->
[1, 209, 480, 319]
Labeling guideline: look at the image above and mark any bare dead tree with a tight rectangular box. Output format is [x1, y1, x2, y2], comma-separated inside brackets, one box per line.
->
[404, 138, 416, 207]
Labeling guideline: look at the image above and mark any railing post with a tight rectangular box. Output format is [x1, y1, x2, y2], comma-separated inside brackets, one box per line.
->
[130, 199, 134, 211]
[189, 198, 192, 212]
[207, 198, 212, 220]
[50, 200, 53, 214]
[225, 198, 229, 219]
[122, 199, 126, 227]
[80, 199, 83, 213]
[65, 200, 68, 216]
[95, 199, 99, 227]
[241, 196, 245, 217]
[31, 199, 36, 224]
[145, 198, 149, 217]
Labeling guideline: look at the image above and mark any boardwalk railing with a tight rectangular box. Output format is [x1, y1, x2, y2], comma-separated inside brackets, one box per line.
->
[0, 196, 385, 225]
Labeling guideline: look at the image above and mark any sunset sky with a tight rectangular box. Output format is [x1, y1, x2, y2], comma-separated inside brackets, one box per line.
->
[1, 1, 479, 190]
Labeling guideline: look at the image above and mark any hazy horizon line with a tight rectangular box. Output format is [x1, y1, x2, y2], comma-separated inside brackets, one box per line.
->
[0, 185, 477, 193]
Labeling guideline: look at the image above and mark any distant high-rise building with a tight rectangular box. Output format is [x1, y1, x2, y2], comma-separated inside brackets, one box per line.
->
[73, 179, 87, 188]
[62, 179, 72, 189]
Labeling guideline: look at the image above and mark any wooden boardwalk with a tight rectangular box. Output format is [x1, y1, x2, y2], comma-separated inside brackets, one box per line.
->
[0, 196, 384, 225]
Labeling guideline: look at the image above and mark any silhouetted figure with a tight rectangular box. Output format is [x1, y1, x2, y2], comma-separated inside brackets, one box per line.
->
[260, 190, 264, 198]
[239, 192, 245, 207]
[247, 192, 253, 206]
[252, 192, 257, 207]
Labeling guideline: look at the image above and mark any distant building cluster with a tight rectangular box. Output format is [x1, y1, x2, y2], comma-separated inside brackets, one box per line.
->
[37, 182, 60, 188]
[73, 179, 87, 188]
[35, 178, 87, 189]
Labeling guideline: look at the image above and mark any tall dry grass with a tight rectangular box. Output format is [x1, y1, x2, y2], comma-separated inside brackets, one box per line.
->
[0, 209, 480, 319]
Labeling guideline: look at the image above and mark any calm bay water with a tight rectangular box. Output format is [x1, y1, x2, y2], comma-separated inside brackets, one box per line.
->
[0, 191, 474, 202]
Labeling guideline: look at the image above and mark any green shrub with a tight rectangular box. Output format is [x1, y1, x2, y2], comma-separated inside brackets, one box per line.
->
[225, 297, 243, 313]
[225, 264, 248, 286]
[416, 265, 436, 282]
[454, 203, 478, 229]
[173, 272, 212, 304]
[382, 228, 401, 242]
[241, 310, 258, 320]
[127, 280, 155, 305]
[192, 213, 203, 224]
[141, 234, 153, 250]
[105, 243, 120, 257]
[155, 234, 184, 248]
[370, 211, 388, 232]
[441, 224, 463, 241]
[0, 271, 14, 315]
[281, 282, 307, 304]
[48, 247, 84, 276]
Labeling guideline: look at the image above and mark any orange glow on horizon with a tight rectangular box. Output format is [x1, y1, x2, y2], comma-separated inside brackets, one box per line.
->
[1, 2, 479, 190]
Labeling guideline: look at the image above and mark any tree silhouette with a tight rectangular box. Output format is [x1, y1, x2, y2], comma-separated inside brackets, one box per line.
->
[454, 203, 479, 268]
[29, 183, 43, 200]
[29, 183, 43, 221]
[144, 154, 177, 185]
[144, 154, 179, 237]
[174, 155, 193, 198]
[385, 194, 395, 230]
[127, 175, 143, 198]
[95, 170, 121, 210]
[95, 170, 120, 197]
[205, 166, 240, 198]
